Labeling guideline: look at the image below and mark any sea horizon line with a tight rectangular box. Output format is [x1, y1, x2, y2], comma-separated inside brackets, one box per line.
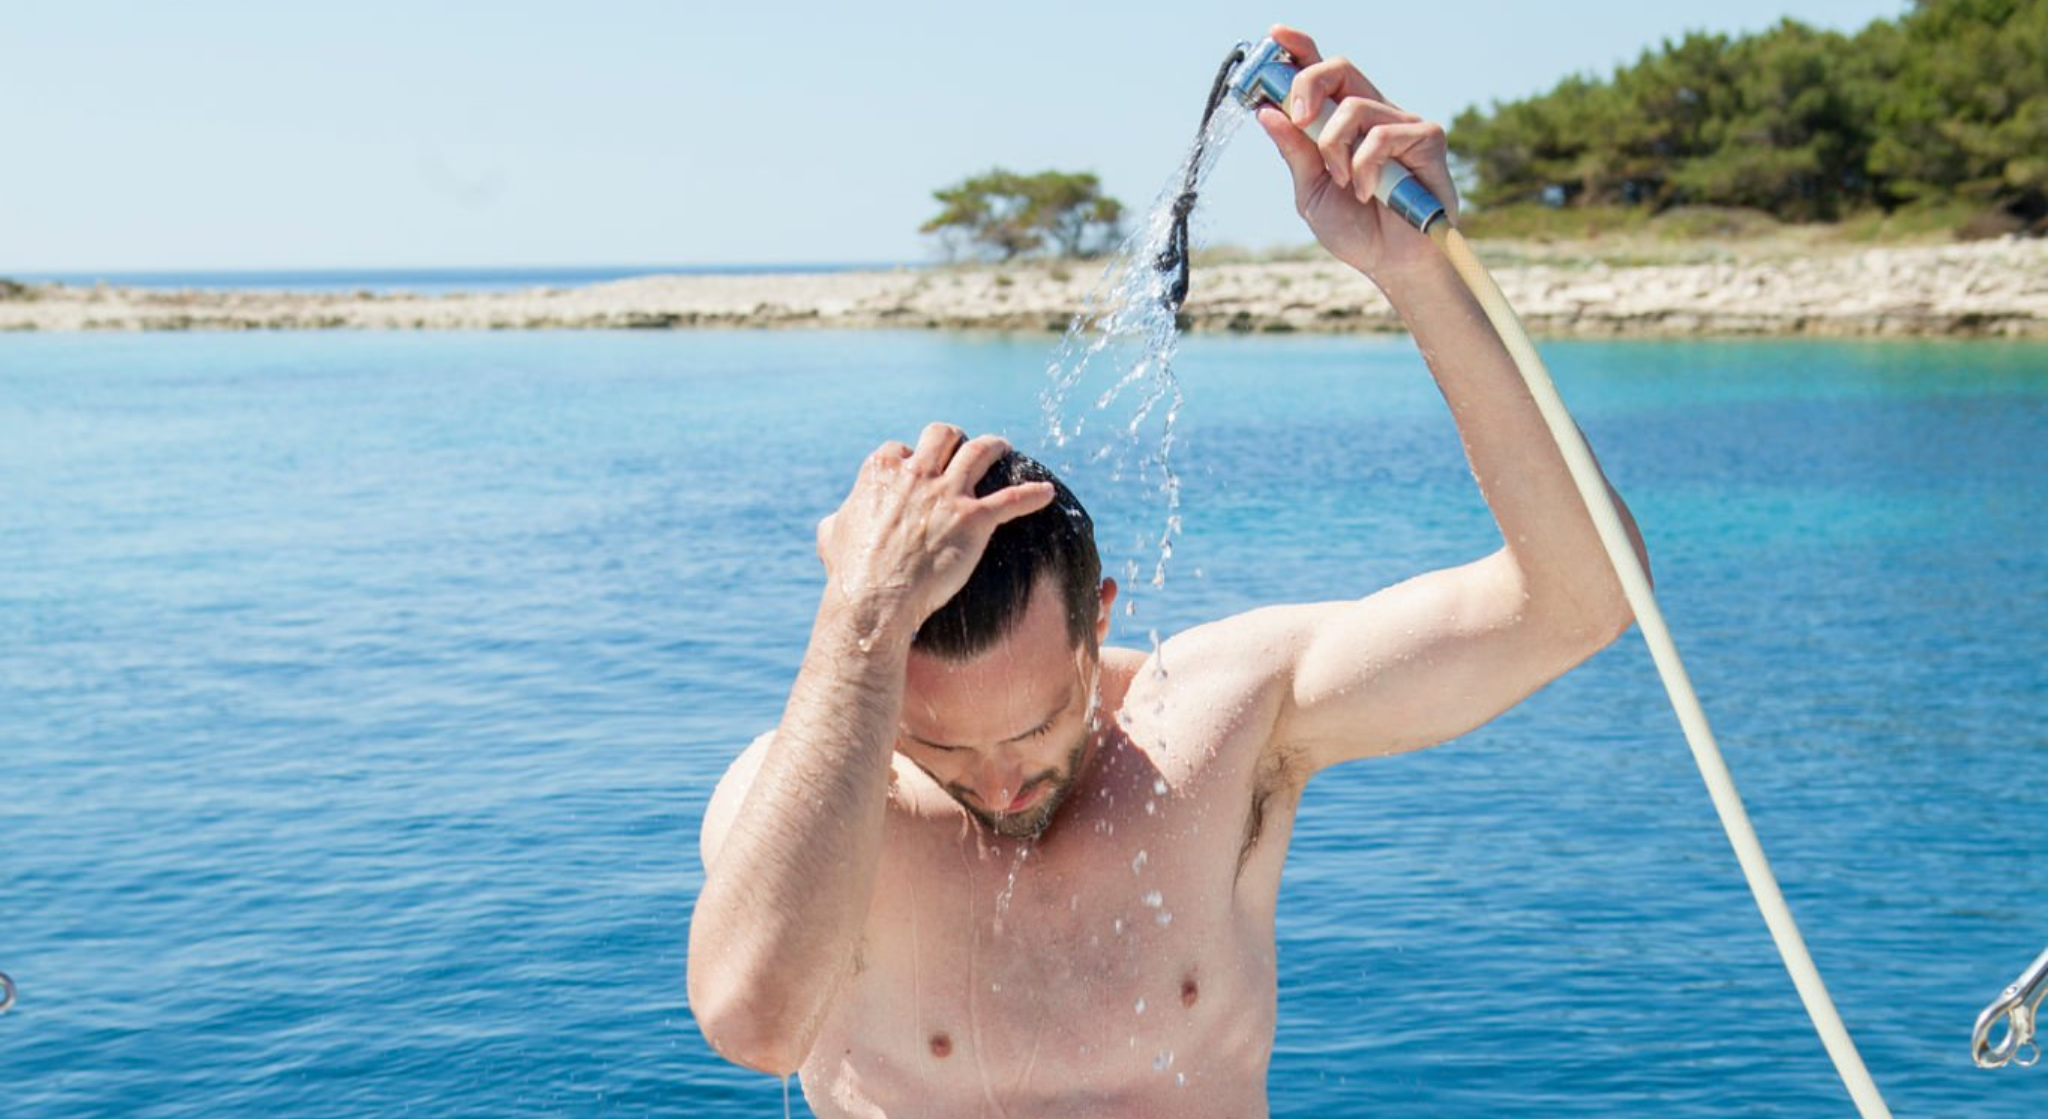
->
[3, 260, 928, 295]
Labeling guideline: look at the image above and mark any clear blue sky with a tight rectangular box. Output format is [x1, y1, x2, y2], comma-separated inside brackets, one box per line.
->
[2, 0, 1909, 272]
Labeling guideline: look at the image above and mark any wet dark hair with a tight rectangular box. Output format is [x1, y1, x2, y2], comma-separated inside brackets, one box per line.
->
[913, 451, 1101, 660]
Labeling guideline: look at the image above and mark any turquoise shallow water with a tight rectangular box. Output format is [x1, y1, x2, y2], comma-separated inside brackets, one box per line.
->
[2, 330, 2043, 1117]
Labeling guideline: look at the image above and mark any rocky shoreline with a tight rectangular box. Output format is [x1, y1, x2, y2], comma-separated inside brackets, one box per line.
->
[4, 239, 2045, 338]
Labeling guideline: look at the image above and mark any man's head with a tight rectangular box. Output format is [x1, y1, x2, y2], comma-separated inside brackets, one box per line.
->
[898, 451, 1114, 838]
[911, 451, 1102, 660]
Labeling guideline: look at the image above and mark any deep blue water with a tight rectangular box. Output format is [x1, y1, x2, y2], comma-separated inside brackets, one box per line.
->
[4, 262, 915, 296]
[1, 330, 2043, 1118]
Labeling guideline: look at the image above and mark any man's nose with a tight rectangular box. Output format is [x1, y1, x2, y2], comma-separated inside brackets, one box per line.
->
[974, 756, 1028, 809]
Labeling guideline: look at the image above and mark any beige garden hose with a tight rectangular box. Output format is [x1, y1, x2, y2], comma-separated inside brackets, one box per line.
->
[1430, 220, 1895, 1119]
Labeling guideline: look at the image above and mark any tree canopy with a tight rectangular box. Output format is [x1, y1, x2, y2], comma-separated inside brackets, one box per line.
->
[920, 169, 1125, 261]
[1448, 0, 2048, 227]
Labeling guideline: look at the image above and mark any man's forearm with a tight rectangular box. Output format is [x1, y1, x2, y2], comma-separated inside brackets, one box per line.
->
[1374, 252, 1642, 621]
[687, 592, 914, 1073]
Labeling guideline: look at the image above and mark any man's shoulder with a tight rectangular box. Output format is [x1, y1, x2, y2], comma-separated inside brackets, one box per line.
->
[1097, 606, 1326, 801]
[1124, 601, 1335, 685]
[1105, 603, 1331, 731]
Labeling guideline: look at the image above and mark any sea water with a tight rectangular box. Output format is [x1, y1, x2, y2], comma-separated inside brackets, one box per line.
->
[1, 330, 2044, 1118]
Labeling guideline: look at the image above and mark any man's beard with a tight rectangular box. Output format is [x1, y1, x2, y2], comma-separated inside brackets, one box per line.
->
[956, 738, 1089, 839]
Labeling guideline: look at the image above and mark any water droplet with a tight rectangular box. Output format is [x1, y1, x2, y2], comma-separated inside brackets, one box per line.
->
[991, 982, 1002, 993]
[1144, 800, 1156, 816]
[1154, 1049, 1175, 1071]
[1130, 850, 1148, 874]
[1152, 778, 1168, 796]
[1134, 997, 1146, 1014]
[1156, 910, 1173, 927]
[1177, 1072, 1187, 1087]
[856, 636, 873, 653]
[1142, 890, 1163, 908]
[1113, 918, 1125, 936]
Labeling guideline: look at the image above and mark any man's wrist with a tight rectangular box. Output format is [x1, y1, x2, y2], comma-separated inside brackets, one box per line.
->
[1366, 251, 1480, 330]
[1359, 244, 1459, 299]
[814, 585, 922, 660]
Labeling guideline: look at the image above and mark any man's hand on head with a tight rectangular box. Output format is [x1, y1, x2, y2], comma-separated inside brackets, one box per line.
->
[813, 423, 1054, 643]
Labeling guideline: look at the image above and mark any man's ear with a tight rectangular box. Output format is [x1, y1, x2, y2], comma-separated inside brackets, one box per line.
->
[1094, 578, 1117, 645]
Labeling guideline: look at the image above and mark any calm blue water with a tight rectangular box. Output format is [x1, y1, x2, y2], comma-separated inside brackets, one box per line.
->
[2, 330, 2043, 1118]
[5, 263, 914, 296]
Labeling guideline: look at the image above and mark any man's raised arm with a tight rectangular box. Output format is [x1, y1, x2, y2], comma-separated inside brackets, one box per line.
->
[686, 425, 1052, 1074]
[1245, 26, 1648, 771]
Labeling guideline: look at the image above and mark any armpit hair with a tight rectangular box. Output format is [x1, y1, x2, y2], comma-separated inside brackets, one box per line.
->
[1237, 741, 1306, 878]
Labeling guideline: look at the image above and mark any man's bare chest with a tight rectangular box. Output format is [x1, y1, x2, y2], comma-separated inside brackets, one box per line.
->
[802, 729, 1293, 1111]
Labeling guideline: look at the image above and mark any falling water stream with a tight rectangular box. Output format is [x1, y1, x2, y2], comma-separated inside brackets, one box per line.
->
[1040, 97, 1252, 634]
[906, 91, 1263, 1113]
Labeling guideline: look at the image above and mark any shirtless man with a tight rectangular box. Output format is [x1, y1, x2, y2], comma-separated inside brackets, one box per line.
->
[688, 27, 1647, 1117]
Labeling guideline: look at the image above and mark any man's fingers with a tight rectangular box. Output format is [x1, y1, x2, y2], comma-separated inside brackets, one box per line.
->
[1288, 57, 1385, 128]
[1268, 24, 1321, 68]
[908, 422, 965, 476]
[1257, 104, 1327, 198]
[866, 440, 912, 471]
[1317, 97, 1416, 189]
[979, 480, 1056, 525]
[943, 433, 1011, 489]
[1350, 120, 1455, 218]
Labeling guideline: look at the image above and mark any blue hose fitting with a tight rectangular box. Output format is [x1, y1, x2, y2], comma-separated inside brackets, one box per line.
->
[1382, 173, 1447, 234]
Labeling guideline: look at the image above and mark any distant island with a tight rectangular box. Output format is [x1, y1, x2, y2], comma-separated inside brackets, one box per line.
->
[3, 233, 2044, 338]
[8, 2, 2044, 338]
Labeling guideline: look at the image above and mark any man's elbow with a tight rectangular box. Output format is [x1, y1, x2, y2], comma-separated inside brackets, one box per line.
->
[1581, 548, 1643, 651]
[1576, 504, 1650, 650]
[1593, 589, 1635, 650]
[1538, 563, 1639, 661]
[1605, 525, 1652, 640]
[687, 962, 814, 1077]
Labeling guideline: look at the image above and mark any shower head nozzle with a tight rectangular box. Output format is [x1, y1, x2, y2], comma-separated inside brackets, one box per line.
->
[1225, 38, 1300, 112]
